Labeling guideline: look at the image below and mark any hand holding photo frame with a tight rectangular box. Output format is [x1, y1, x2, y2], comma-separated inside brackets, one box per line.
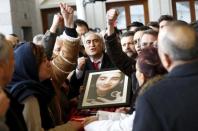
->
[78, 69, 131, 109]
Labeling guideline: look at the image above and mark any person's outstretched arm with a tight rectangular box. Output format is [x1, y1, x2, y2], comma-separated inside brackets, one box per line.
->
[105, 9, 136, 77]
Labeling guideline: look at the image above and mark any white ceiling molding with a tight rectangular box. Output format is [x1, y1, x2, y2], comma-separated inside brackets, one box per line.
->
[40, 0, 76, 9]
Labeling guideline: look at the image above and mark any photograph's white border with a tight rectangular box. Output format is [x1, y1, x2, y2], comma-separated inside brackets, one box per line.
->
[82, 69, 129, 107]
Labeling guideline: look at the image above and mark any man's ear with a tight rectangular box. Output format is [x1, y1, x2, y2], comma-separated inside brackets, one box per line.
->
[161, 53, 172, 71]
[140, 72, 146, 86]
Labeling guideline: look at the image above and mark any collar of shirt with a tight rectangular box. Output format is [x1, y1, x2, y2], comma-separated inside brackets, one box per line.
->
[90, 54, 104, 69]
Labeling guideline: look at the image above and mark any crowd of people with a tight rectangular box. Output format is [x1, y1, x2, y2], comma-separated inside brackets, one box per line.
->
[1, 2, 198, 131]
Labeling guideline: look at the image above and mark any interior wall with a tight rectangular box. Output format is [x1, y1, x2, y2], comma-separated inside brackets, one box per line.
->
[10, 0, 41, 41]
[0, 0, 13, 35]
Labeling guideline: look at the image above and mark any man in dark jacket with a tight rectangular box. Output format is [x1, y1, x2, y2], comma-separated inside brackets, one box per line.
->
[133, 22, 198, 131]
[70, 31, 115, 91]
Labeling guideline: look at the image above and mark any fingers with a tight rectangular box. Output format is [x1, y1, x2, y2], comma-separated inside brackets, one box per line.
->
[59, 2, 74, 14]
[107, 9, 119, 24]
[65, 4, 74, 14]
[77, 57, 87, 70]
[83, 116, 98, 126]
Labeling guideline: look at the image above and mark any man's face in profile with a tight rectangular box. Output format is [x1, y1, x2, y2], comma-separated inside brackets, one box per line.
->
[96, 72, 121, 92]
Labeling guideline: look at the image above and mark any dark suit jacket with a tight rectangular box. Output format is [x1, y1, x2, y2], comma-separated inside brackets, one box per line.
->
[105, 33, 136, 77]
[70, 53, 115, 91]
[133, 60, 198, 131]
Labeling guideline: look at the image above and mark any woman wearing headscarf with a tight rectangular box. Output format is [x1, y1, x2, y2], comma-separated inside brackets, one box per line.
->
[6, 39, 83, 131]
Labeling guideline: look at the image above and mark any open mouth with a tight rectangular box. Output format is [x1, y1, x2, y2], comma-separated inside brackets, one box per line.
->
[90, 48, 96, 52]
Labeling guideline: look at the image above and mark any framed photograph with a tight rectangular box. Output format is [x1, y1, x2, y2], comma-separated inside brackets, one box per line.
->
[78, 69, 131, 109]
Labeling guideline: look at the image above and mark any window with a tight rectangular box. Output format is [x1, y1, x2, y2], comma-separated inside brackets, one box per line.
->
[130, 5, 145, 24]
[172, 0, 198, 22]
[114, 7, 126, 29]
[41, 6, 76, 34]
[106, 0, 149, 29]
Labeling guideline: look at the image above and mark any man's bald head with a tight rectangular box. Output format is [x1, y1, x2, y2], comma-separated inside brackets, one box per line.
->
[158, 22, 198, 61]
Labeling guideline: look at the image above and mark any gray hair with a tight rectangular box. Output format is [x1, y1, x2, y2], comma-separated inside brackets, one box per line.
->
[33, 34, 44, 46]
[158, 24, 198, 61]
[0, 33, 12, 63]
[82, 31, 105, 50]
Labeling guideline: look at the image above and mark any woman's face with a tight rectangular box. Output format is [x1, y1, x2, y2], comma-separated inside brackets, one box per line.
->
[96, 72, 121, 92]
[38, 57, 51, 81]
[135, 62, 145, 87]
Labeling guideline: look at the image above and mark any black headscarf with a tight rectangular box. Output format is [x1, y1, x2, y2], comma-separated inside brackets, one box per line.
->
[7, 42, 55, 129]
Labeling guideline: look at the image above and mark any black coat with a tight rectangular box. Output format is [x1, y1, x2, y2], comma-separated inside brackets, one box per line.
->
[133, 60, 198, 131]
[70, 53, 115, 90]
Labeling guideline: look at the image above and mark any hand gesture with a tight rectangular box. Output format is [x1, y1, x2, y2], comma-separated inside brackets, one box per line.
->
[115, 107, 130, 113]
[77, 57, 87, 71]
[106, 9, 119, 26]
[106, 9, 119, 35]
[0, 90, 10, 117]
[66, 121, 84, 130]
[83, 116, 98, 126]
[59, 3, 74, 28]
[50, 13, 63, 33]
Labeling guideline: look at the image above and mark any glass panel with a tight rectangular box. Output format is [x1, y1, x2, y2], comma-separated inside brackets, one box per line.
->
[195, 1, 198, 20]
[114, 7, 126, 29]
[176, 2, 191, 23]
[130, 5, 145, 24]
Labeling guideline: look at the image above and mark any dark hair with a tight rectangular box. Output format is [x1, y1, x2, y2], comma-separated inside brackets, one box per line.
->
[121, 31, 135, 38]
[74, 19, 89, 30]
[143, 29, 158, 37]
[30, 42, 46, 67]
[147, 21, 159, 28]
[176, 20, 188, 25]
[134, 26, 151, 33]
[127, 21, 144, 30]
[137, 47, 166, 78]
[158, 15, 174, 23]
[9, 33, 18, 38]
[190, 20, 198, 33]
[87, 72, 125, 101]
